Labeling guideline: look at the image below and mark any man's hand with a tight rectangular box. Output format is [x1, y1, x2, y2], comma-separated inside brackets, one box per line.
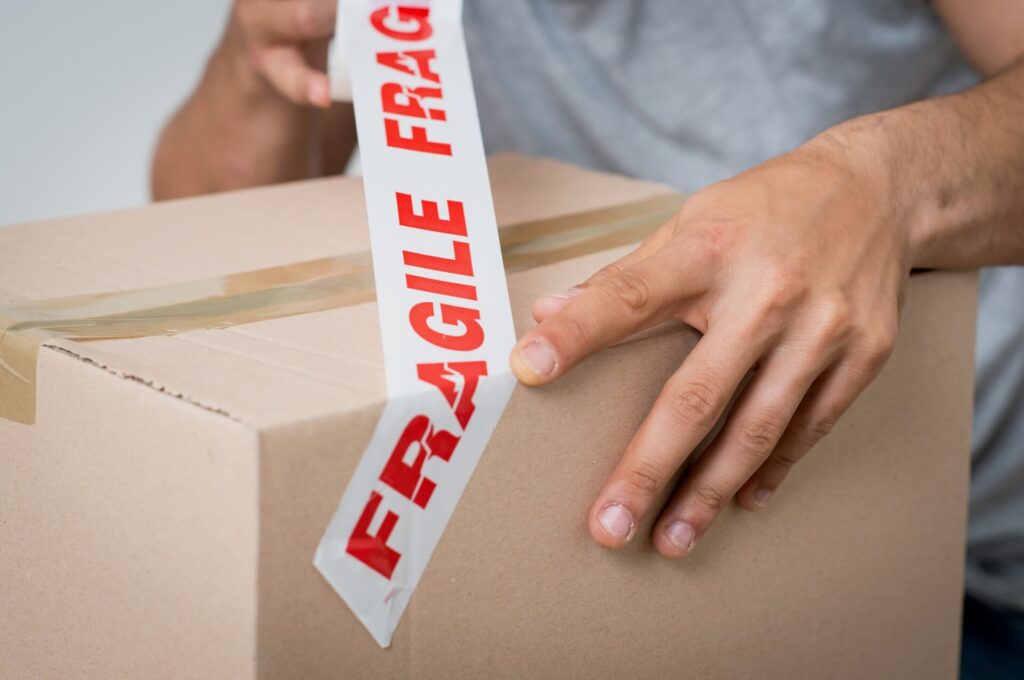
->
[229, 0, 338, 107]
[509, 4, 1024, 557]
[152, 0, 357, 199]
[510, 134, 913, 558]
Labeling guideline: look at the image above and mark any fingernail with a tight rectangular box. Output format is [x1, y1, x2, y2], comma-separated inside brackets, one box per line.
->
[545, 286, 582, 301]
[751, 487, 772, 509]
[598, 504, 634, 542]
[519, 338, 558, 378]
[308, 79, 329, 107]
[665, 521, 696, 552]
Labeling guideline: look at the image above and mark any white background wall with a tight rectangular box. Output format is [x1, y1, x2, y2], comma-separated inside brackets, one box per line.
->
[0, 0, 232, 226]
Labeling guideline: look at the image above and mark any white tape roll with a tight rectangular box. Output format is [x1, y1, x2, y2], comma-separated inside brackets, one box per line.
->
[328, 33, 353, 102]
[314, 0, 517, 648]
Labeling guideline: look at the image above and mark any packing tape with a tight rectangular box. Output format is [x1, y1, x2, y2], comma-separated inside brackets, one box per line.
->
[0, 192, 683, 422]
[0, 0, 686, 646]
[320, 0, 568, 646]
[328, 23, 354, 102]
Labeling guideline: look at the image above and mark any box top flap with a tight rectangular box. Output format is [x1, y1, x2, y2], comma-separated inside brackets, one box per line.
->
[0, 155, 674, 429]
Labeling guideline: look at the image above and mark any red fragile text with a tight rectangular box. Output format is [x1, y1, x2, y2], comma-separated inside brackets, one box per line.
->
[346, 186, 491, 579]
[370, 6, 451, 156]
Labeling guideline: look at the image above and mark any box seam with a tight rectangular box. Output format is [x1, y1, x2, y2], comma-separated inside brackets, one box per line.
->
[43, 343, 253, 427]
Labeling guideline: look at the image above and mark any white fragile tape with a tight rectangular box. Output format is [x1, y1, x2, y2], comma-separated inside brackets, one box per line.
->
[327, 46, 351, 101]
[314, 0, 517, 648]
[327, 22, 352, 101]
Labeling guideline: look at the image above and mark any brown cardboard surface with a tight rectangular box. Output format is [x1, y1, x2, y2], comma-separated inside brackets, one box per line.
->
[0, 155, 975, 679]
[0, 345, 260, 679]
[0, 156, 675, 430]
[0, 192, 685, 425]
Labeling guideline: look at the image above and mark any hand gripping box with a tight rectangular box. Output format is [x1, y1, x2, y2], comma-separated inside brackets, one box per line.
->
[0, 155, 974, 679]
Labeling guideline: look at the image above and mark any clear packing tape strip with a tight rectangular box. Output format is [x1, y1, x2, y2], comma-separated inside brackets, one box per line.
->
[0, 193, 685, 426]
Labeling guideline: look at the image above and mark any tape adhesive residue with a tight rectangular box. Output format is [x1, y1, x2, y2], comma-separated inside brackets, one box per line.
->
[0, 194, 684, 427]
[313, 0, 516, 648]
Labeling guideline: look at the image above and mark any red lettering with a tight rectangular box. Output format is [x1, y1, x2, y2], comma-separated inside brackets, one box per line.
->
[346, 492, 401, 579]
[380, 415, 459, 509]
[403, 240, 473, 276]
[409, 302, 484, 351]
[384, 118, 452, 155]
[396, 193, 466, 236]
[381, 83, 446, 121]
[370, 6, 432, 41]
[406, 275, 477, 301]
[376, 50, 441, 84]
[418, 361, 487, 428]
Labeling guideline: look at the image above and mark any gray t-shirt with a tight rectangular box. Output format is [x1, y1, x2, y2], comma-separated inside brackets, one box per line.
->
[464, 0, 1024, 612]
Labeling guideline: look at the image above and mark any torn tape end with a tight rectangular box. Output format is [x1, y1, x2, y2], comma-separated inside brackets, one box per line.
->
[314, 543, 396, 649]
[0, 327, 41, 425]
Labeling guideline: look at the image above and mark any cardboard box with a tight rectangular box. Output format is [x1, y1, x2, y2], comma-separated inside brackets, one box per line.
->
[0, 155, 974, 679]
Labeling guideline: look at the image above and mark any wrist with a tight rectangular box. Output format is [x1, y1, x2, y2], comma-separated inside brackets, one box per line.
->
[808, 111, 938, 268]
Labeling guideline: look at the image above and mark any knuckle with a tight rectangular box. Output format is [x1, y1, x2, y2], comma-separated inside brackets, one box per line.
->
[658, 211, 684, 240]
[691, 480, 728, 514]
[768, 447, 802, 474]
[744, 265, 807, 334]
[809, 414, 839, 439]
[736, 413, 787, 459]
[793, 408, 839, 446]
[603, 270, 651, 312]
[691, 223, 730, 265]
[859, 325, 897, 370]
[667, 381, 719, 429]
[591, 262, 625, 284]
[762, 262, 807, 309]
[621, 460, 667, 497]
[816, 297, 854, 343]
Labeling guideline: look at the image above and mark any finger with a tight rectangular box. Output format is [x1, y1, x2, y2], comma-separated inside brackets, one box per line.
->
[737, 343, 891, 508]
[530, 286, 581, 322]
[258, 45, 331, 106]
[531, 222, 674, 323]
[238, 0, 336, 43]
[511, 249, 709, 386]
[587, 316, 768, 549]
[650, 351, 824, 558]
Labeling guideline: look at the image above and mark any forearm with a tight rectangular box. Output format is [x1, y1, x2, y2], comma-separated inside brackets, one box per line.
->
[822, 57, 1024, 269]
[151, 27, 323, 200]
